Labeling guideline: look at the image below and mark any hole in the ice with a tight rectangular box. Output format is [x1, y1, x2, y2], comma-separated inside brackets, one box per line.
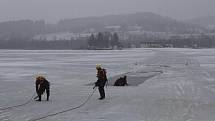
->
[86, 71, 163, 86]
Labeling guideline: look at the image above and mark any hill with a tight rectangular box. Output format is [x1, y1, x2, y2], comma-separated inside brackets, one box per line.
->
[185, 16, 215, 30]
[57, 12, 205, 33]
[0, 12, 207, 42]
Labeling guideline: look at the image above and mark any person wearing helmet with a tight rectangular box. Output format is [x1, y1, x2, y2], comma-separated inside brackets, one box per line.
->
[35, 75, 50, 101]
[94, 64, 108, 100]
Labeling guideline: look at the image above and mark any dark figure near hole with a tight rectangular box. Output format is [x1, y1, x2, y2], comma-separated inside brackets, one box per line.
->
[114, 76, 128, 86]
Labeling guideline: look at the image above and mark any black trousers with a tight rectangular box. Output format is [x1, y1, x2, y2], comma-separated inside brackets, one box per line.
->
[98, 86, 105, 99]
[38, 87, 50, 101]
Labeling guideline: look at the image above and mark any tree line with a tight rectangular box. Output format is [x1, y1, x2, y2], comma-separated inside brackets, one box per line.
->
[87, 32, 121, 49]
[0, 32, 121, 50]
[0, 39, 87, 50]
[1, 32, 215, 49]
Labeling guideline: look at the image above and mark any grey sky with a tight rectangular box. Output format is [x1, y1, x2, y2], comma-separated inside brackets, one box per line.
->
[0, 0, 215, 22]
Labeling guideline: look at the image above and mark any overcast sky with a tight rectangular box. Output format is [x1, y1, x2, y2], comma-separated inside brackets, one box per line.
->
[0, 0, 215, 23]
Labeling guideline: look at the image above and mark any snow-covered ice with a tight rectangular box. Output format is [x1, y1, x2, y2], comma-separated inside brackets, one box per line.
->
[0, 48, 215, 121]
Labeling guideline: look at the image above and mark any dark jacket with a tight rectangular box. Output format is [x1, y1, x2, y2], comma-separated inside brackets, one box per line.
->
[95, 68, 107, 87]
[114, 76, 128, 86]
[36, 78, 50, 95]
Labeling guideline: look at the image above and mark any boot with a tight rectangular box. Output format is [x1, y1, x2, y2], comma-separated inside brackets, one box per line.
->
[98, 97, 105, 100]
[36, 96, 41, 101]
[46, 96, 49, 101]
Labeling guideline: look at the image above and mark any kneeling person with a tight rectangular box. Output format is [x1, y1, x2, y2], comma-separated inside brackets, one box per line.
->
[114, 75, 128, 86]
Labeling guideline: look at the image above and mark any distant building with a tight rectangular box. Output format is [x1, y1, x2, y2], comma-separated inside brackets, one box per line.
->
[105, 26, 121, 32]
[33, 32, 92, 41]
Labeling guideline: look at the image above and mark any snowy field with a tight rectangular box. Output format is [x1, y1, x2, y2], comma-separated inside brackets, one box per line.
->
[0, 48, 215, 121]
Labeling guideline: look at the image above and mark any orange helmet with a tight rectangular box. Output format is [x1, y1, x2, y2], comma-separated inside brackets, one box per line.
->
[36, 74, 45, 80]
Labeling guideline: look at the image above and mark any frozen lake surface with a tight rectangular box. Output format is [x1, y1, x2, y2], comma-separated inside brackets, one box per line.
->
[0, 48, 215, 121]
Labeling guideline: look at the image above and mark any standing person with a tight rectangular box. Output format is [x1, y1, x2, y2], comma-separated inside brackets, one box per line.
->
[35, 75, 50, 101]
[94, 64, 108, 100]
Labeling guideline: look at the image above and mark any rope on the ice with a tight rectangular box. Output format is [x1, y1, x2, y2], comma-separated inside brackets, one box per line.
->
[0, 92, 36, 113]
[29, 88, 97, 121]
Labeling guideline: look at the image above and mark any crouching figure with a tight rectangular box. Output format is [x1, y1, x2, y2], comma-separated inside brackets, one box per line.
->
[114, 75, 128, 86]
[35, 75, 50, 101]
